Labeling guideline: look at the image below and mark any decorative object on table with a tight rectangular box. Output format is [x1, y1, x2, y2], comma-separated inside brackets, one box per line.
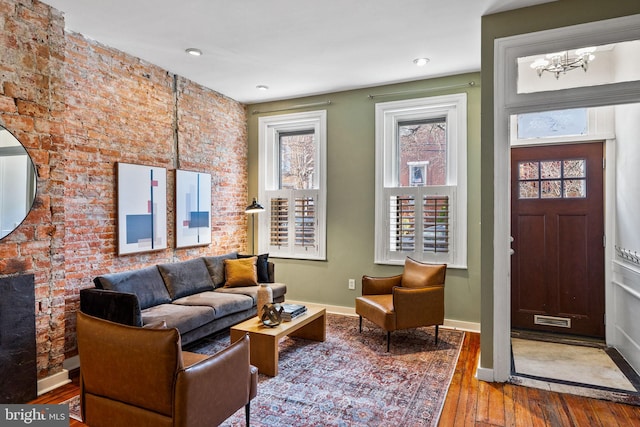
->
[260, 303, 283, 327]
[245, 197, 265, 253]
[257, 283, 273, 319]
[280, 303, 307, 321]
[117, 162, 167, 255]
[175, 170, 212, 248]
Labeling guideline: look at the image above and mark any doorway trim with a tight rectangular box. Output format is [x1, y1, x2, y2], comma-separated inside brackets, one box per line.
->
[491, 14, 640, 382]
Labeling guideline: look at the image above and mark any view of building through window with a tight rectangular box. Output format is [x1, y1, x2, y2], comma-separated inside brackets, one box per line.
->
[375, 93, 466, 266]
[398, 118, 447, 187]
[393, 117, 450, 253]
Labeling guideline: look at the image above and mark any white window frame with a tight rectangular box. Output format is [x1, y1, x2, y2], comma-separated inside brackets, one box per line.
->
[258, 110, 327, 260]
[374, 94, 467, 268]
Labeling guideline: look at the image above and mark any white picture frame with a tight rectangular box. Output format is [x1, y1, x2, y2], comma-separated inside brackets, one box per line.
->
[117, 162, 167, 255]
[175, 169, 212, 248]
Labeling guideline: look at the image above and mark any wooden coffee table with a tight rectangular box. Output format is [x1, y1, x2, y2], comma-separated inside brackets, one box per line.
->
[230, 304, 326, 376]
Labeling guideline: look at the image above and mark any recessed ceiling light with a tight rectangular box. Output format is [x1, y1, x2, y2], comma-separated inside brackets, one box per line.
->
[413, 57, 430, 66]
[185, 48, 202, 56]
[256, 85, 269, 91]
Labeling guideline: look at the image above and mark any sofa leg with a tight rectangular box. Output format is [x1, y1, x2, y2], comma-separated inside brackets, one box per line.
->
[387, 331, 391, 352]
[245, 402, 250, 426]
[359, 316, 362, 332]
[435, 325, 439, 344]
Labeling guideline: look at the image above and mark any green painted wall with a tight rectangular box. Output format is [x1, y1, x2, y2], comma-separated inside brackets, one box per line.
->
[247, 73, 482, 325]
[480, 0, 640, 370]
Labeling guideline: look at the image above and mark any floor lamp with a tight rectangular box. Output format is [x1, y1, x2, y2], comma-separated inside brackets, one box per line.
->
[245, 198, 265, 253]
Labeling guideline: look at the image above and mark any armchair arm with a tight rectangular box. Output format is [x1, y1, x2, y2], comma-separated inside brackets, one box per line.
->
[362, 274, 402, 295]
[174, 334, 256, 427]
[79, 288, 143, 326]
[392, 285, 445, 330]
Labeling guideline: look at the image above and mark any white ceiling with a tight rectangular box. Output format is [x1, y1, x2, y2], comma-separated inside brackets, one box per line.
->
[42, 0, 555, 104]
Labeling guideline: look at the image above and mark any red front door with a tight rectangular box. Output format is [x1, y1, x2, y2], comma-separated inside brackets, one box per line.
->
[511, 142, 604, 338]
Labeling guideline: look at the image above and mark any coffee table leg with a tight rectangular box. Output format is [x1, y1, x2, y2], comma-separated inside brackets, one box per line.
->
[248, 332, 278, 376]
[289, 312, 326, 342]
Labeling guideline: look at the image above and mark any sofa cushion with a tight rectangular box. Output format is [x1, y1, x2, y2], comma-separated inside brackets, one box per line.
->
[202, 252, 238, 288]
[238, 253, 270, 283]
[93, 266, 171, 310]
[158, 258, 214, 300]
[172, 291, 254, 319]
[215, 282, 287, 304]
[223, 257, 258, 288]
[141, 303, 215, 335]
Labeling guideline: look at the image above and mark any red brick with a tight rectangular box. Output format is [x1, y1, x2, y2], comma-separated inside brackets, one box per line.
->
[1, 0, 248, 380]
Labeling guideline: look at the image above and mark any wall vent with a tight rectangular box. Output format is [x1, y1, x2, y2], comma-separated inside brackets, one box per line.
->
[534, 315, 571, 328]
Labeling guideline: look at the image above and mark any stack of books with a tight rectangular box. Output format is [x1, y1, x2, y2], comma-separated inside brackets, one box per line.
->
[280, 303, 307, 321]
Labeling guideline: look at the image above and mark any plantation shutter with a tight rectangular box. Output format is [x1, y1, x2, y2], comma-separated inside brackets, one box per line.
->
[422, 194, 450, 253]
[295, 195, 316, 249]
[384, 186, 454, 263]
[269, 197, 288, 247]
[266, 190, 319, 257]
[389, 194, 416, 252]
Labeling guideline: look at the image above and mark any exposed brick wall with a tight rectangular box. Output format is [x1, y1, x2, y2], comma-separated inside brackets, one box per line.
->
[1, 0, 249, 379]
[175, 76, 248, 257]
[0, 0, 66, 379]
[62, 35, 249, 357]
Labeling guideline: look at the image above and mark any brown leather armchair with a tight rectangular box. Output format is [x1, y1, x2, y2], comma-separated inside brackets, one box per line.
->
[76, 311, 258, 427]
[355, 257, 446, 351]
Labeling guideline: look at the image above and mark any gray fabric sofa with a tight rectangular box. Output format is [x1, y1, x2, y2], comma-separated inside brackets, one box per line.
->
[79, 252, 286, 346]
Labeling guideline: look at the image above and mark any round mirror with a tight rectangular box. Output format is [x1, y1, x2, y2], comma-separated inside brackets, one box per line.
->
[0, 126, 37, 240]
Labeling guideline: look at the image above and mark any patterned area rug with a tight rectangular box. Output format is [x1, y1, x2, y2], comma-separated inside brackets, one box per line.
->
[66, 313, 464, 426]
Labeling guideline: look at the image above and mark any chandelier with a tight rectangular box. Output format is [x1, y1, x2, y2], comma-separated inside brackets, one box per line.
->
[530, 47, 596, 79]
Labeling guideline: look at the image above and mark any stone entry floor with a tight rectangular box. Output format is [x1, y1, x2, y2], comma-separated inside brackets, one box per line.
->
[509, 330, 640, 404]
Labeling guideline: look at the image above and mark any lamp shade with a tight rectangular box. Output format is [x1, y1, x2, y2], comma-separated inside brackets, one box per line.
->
[245, 198, 265, 213]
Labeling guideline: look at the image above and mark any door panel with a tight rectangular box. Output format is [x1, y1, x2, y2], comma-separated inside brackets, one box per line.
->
[515, 215, 546, 312]
[558, 214, 588, 316]
[511, 142, 604, 338]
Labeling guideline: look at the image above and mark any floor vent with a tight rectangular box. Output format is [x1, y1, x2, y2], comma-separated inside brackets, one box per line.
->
[534, 315, 571, 328]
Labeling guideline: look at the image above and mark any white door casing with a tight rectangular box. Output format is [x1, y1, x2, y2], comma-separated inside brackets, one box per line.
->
[489, 14, 640, 382]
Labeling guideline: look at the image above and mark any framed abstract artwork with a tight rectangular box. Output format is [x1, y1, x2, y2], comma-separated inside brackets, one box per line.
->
[117, 162, 167, 255]
[175, 169, 212, 248]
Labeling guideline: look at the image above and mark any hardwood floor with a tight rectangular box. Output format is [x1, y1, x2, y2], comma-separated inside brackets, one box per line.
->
[29, 374, 83, 427]
[30, 332, 640, 426]
[440, 333, 640, 426]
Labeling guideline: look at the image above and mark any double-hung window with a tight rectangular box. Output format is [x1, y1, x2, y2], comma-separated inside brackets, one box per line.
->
[258, 110, 327, 260]
[374, 94, 467, 268]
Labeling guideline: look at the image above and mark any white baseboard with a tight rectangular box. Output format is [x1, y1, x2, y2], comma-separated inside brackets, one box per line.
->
[287, 299, 481, 333]
[37, 369, 70, 396]
[443, 319, 481, 333]
[285, 300, 357, 316]
[36, 356, 79, 396]
[476, 356, 495, 382]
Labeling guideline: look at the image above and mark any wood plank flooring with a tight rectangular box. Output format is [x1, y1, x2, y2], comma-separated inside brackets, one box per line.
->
[439, 333, 640, 426]
[30, 332, 640, 426]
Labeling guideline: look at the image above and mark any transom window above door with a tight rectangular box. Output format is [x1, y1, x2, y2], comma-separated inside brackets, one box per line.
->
[516, 39, 640, 95]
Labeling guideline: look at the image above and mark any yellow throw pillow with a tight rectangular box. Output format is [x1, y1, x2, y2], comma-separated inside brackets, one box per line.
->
[224, 257, 258, 287]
